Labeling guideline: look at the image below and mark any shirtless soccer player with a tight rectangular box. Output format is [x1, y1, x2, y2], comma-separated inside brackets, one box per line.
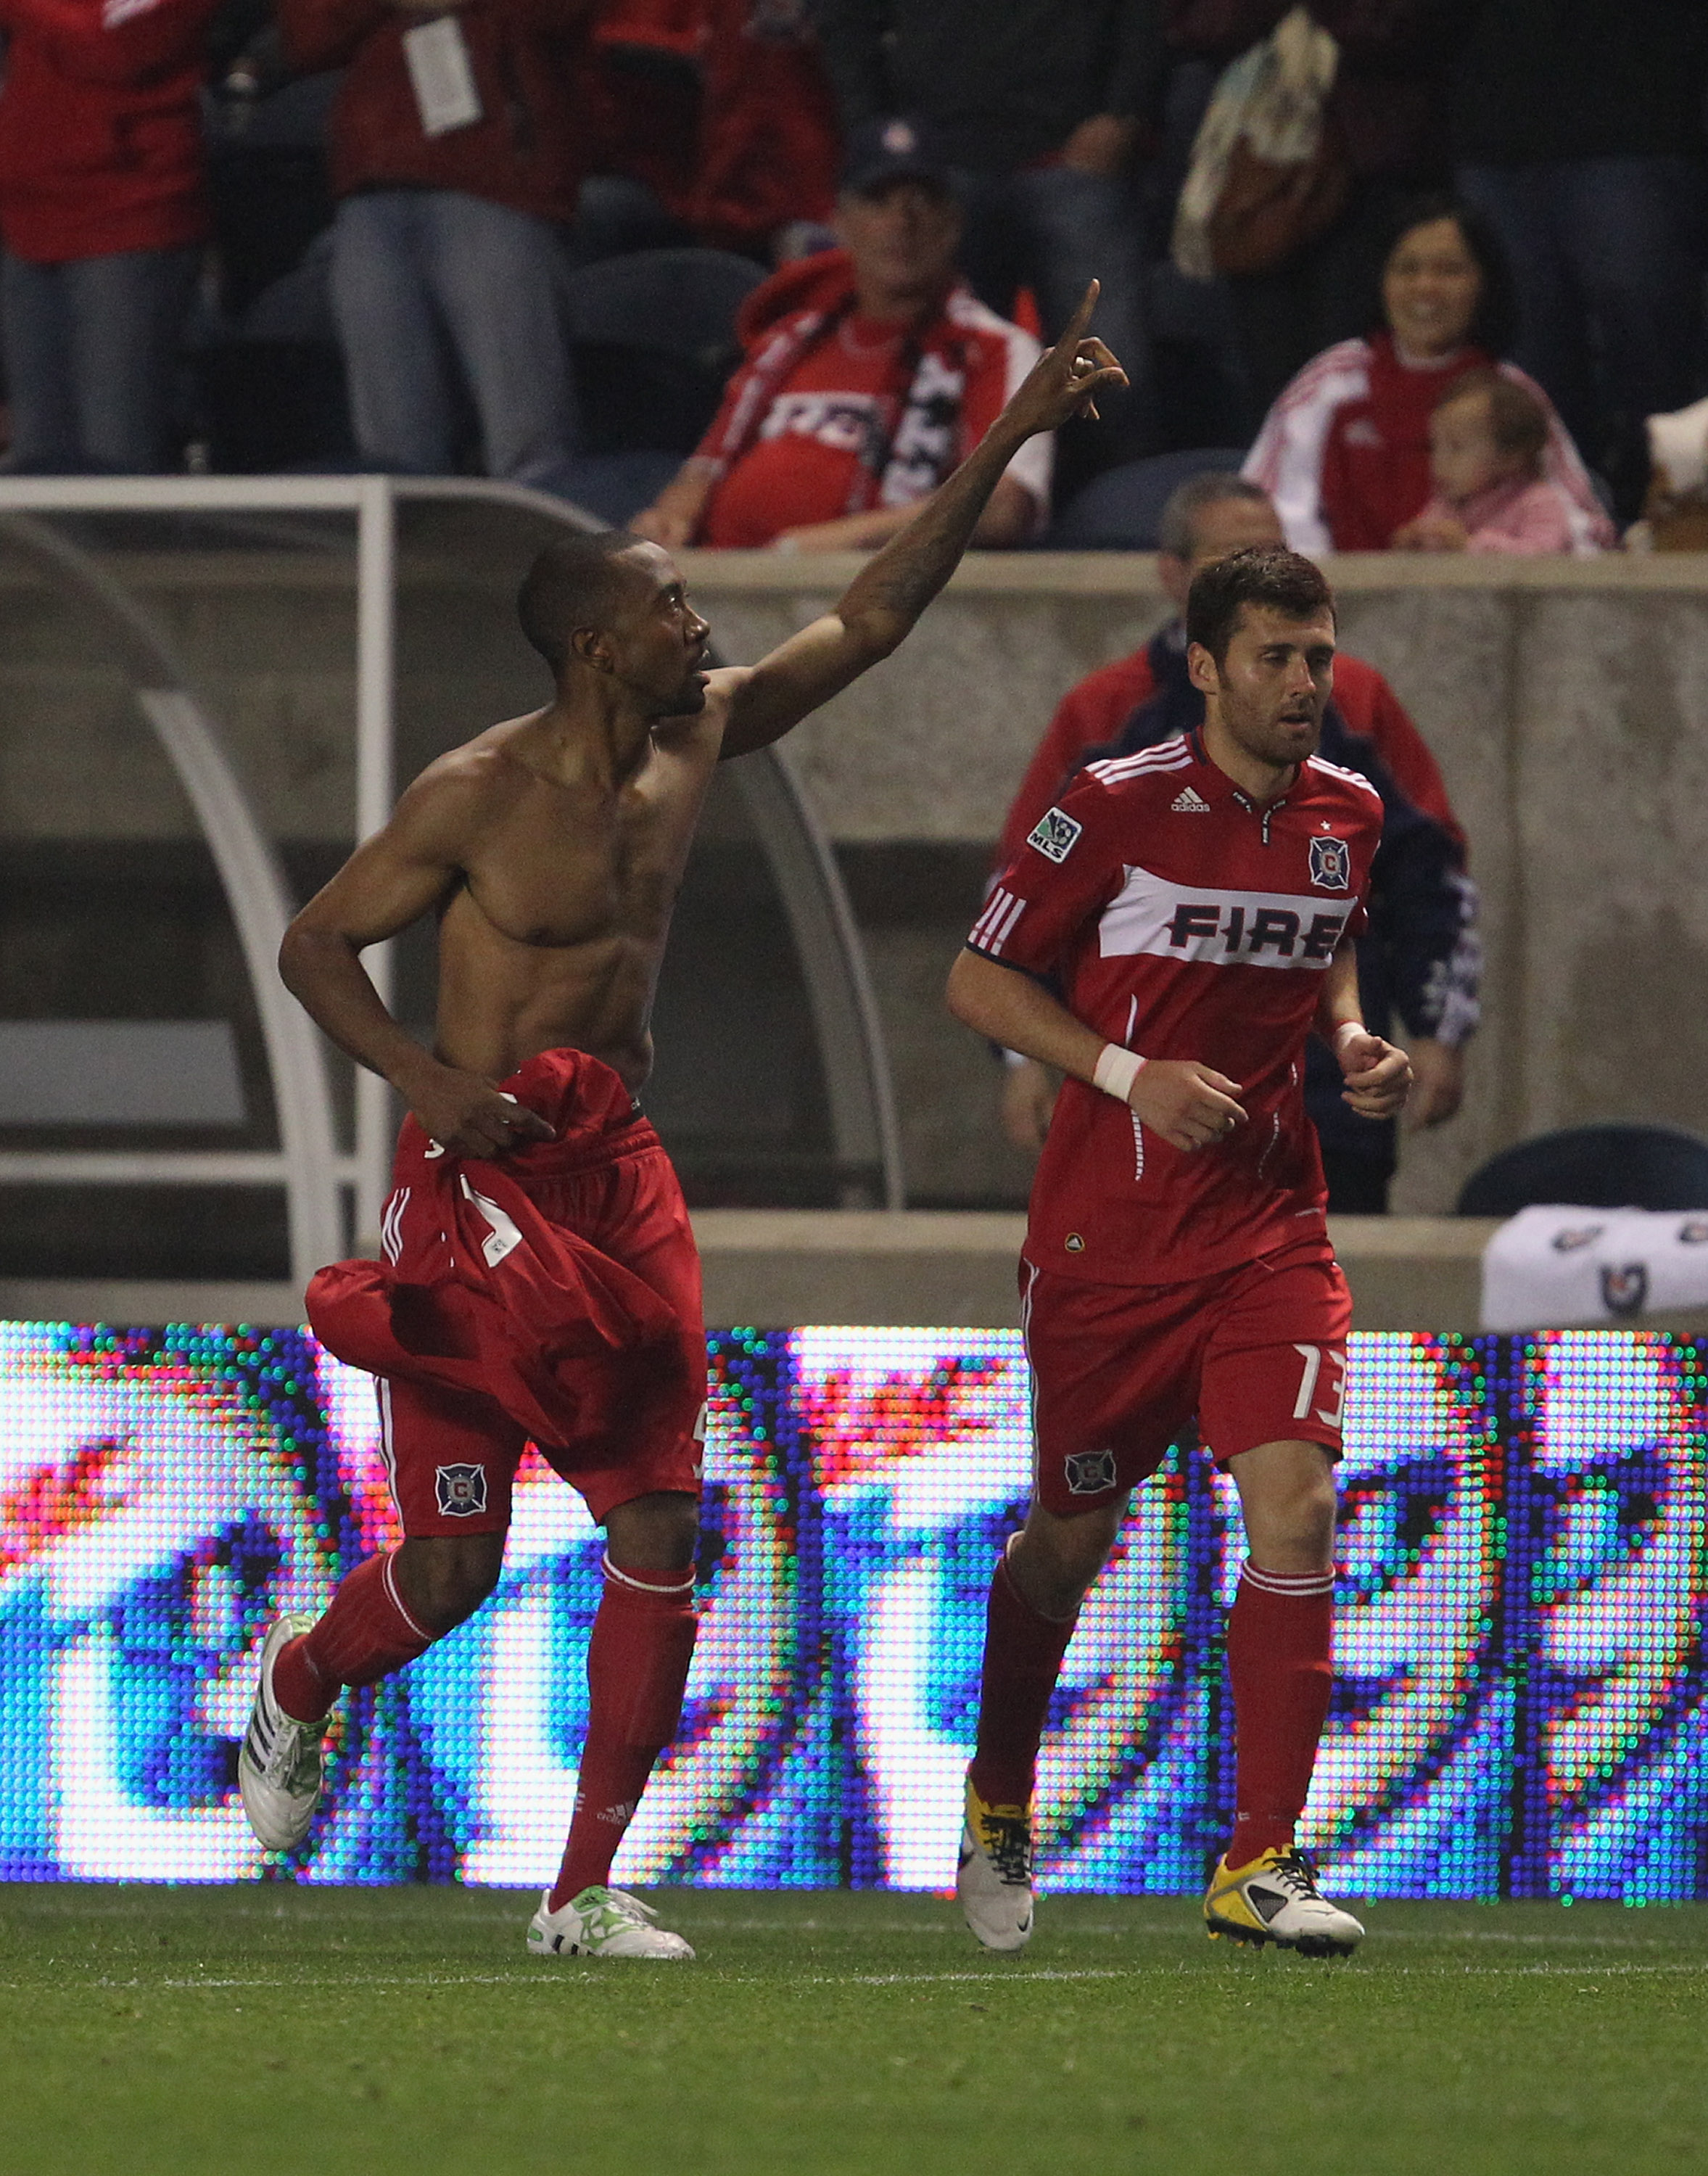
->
[947, 545, 1412, 1958]
[236, 290, 1125, 1961]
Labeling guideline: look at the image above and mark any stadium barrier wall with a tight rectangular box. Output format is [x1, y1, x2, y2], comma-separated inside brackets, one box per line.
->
[3, 1320, 1704, 1902]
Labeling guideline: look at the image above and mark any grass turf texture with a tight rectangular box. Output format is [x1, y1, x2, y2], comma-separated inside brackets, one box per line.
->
[3, 1887, 1706, 2175]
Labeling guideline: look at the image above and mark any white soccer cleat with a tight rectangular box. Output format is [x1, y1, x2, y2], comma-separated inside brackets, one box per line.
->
[1203, 1846, 1364, 1958]
[957, 1776, 1035, 1952]
[238, 1612, 329, 1853]
[527, 1885, 695, 1961]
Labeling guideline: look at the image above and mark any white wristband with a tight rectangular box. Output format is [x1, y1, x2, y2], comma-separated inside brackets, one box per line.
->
[1092, 1042, 1146, 1102]
[1333, 1021, 1366, 1051]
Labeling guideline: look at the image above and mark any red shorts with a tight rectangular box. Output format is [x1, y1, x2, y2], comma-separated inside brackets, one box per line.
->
[1021, 1233, 1351, 1517]
[379, 1134, 706, 1536]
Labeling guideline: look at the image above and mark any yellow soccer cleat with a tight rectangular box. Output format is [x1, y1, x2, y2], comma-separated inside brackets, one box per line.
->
[957, 1775, 1035, 1952]
[1204, 1846, 1363, 1958]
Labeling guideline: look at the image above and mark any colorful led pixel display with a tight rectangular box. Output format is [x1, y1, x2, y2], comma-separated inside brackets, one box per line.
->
[1, 1322, 1703, 1897]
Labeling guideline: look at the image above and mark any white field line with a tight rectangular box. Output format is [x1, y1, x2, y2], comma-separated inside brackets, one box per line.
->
[5, 1959, 1707, 1995]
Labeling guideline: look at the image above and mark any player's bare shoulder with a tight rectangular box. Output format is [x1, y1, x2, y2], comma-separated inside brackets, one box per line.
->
[389, 712, 547, 848]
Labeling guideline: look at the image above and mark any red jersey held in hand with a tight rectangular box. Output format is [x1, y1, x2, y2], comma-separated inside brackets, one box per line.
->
[970, 730, 1382, 1285]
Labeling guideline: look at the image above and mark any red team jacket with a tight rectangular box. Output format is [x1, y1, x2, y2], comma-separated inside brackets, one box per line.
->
[972, 731, 1382, 1285]
[0, 0, 220, 263]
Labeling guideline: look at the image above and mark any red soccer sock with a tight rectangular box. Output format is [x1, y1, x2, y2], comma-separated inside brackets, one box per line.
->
[967, 1546, 1079, 1809]
[1226, 1558, 1335, 1866]
[272, 1549, 436, 1723]
[549, 1555, 698, 1910]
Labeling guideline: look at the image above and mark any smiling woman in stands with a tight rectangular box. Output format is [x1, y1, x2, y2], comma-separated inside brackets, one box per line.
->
[1243, 194, 1615, 555]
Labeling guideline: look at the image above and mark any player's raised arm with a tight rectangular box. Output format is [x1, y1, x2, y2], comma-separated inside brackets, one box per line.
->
[714, 283, 1126, 759]
[279, 764, 554, 1156]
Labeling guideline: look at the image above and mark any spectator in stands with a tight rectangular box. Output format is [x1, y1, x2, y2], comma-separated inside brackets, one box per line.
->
[277, 0, 593, 494]
[1452, 0, 1708, 524]
[1243, 194, 1614, 554]
[1393, 371, 1598, 555]
[997, 472, 1480, 1211]
[632, 118, 1049, 551]
[809, 0, 1154, 453]
[1164, 0, 1468, 424]
[0, 0, 219, 473]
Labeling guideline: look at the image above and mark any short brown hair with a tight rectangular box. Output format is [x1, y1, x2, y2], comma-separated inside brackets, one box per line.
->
[1185, 545, 1335, 668]
[1435, 368, 1548, 466]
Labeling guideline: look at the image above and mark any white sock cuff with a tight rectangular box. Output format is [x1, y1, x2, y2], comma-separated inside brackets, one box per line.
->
[1239, 1559, 1336, 1598]
[381, 1546, 434, 1645]
[602, 1551, 696, 1598]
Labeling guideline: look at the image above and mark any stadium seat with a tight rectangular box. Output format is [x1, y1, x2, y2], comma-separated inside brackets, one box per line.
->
[1455, 1124, 1708, 1216]
[560, 247, 766, 461]
[1039, 446, 1250, 551]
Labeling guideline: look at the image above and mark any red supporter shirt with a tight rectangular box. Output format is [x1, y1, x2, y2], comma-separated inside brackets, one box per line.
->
[696, 281, 1049, 548]
[0, 0, 220, 262]
[971, 731, 1382, 1285]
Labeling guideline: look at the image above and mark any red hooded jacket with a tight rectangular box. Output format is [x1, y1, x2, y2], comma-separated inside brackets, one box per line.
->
[278, 0, 595, 224]
[0, 0, 219, 263]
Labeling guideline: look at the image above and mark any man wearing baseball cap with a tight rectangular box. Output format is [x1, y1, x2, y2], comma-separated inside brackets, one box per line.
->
[633, 115, 1052, 553]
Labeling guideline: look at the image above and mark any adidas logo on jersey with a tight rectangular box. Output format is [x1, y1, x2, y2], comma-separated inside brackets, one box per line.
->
[1171, 786, 1211, 813]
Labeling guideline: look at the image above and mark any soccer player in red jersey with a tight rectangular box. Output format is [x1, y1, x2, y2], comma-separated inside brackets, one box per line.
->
[946, 545, 1412, 1957]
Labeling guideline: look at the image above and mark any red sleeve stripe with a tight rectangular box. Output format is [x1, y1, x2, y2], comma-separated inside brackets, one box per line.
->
[968, 885, 1026, 957]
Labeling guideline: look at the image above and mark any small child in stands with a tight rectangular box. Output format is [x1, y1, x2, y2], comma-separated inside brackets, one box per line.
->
[1392, 371, 1595, 554]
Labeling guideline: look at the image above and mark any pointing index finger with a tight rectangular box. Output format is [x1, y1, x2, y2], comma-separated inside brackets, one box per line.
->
[1056, 279, 1100, 355]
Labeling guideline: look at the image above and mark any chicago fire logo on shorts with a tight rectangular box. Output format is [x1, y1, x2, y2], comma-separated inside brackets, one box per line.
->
[1028, 807, 1083, 864]
[1063, 1449, 1118, 1496]
[1308, 836, 1351, 891]
[435, 1462, 489, 1517]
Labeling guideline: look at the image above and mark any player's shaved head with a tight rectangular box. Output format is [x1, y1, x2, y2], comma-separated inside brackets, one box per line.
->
[518, 532, 649, 675]
[1187, 546, 1335, 669]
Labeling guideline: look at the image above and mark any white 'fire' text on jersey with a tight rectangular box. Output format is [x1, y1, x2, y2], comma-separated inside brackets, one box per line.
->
[969, 730, 1382, 1283]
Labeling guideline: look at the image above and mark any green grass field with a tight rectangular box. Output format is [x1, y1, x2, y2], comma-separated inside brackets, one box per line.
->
[3, 1885, 1706, 2175]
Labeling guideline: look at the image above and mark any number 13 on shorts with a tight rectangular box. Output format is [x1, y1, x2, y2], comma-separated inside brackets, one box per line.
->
[1292, 1342, 1346, 1429]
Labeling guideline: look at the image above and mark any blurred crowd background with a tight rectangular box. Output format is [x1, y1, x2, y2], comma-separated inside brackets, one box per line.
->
[2, 0, 1704, 550]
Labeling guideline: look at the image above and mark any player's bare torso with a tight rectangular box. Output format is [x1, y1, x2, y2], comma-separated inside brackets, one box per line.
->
[428, 677, 743, 1092]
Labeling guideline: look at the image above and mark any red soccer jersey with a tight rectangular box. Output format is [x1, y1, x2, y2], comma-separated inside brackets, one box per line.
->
[970, 731, 1382, 1285]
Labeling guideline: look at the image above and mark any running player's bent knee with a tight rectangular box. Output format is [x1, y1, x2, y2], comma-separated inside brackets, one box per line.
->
[606, 1490, 700, 1573]
[395, 1534, 506, 1635]
[1012, 1502, 1123, 1620]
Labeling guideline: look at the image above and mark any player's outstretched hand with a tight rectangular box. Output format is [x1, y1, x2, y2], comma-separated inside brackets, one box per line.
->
[404, 1062, 557, 1158]
[1128, 1060, 1247, 1154]
[1337, 1029, 1413, 1119]
[1002, 281, 1129, 439]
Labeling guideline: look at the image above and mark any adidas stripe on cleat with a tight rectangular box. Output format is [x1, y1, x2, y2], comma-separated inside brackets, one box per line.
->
[1204, 1846, 1363, 1958]
[527, 1885, 694, 1961]
[237, 1612, 329, 1853]
[957, 1776, 1035, 1952]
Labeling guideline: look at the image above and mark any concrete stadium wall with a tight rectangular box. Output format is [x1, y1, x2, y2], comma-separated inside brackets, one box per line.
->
[3, 542, 1705, 1214]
